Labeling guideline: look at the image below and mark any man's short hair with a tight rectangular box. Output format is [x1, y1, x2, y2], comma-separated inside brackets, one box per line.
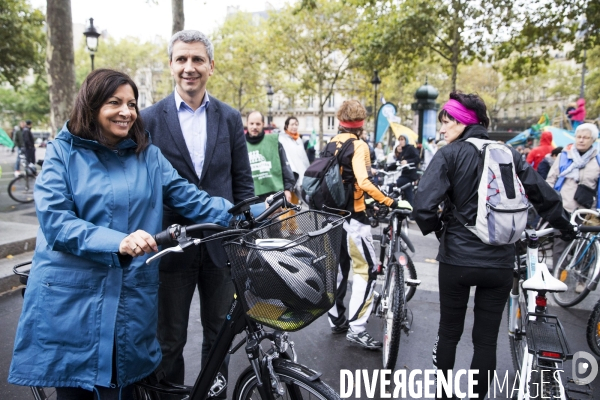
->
[551, 147, 563, 157]
[248, 111, 264, 123]
[25, 120, 32, 125]
[168, 30, 214, 63]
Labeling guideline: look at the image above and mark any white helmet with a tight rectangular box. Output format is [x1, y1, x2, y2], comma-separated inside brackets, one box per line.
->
[245, 243, 329, 310]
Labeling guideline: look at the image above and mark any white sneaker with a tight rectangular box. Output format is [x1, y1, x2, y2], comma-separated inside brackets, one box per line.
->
[575, 283, 586, 294]
[14, 170, 20, 177]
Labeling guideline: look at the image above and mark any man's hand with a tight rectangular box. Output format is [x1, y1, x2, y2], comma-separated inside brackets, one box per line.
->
[560, 225, 577, 242]
[284, 190, 293, 204]
[119, 230, 158, 257]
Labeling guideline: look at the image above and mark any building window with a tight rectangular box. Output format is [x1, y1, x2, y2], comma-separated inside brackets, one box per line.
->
[515, 108, 520, 119]
[541, 106, 546, 114]
[140, 93, 146, 108]
[528, 107, 533, 117]
[327, 116, 335, 130]
[306, 116, 314, 130]
[541, 87, 547, 100]
[307, 96, 313, 108]
[503, 109, 507, 119]
[139, 75, 146, 86]
[327, 96, 334, 108]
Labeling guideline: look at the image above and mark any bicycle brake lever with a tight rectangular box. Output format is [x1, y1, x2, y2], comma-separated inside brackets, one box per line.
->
[146, 239, 201, 264]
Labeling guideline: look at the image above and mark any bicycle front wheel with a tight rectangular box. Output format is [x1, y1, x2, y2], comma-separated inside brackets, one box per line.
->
[552, 236, 599, 307]
[586, 299, 600, 357]
[233, 362, 340, 400]
[403, 254, 417, 303]
[508, 289, 528, 373]
[382, 263, 404, 370]
[8, 175, 35, 203]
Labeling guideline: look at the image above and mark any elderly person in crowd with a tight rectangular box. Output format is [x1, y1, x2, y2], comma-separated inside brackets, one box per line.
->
[547, 123, 600, 281]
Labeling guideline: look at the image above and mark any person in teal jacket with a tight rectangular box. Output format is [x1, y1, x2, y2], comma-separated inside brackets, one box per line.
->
[8, 69, 235, 399]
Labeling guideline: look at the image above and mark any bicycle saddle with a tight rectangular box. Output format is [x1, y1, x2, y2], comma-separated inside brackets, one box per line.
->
[522, 263, 568, 293]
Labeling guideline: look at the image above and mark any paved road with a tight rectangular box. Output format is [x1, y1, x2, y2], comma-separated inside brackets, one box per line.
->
[2, 221, 599, 399]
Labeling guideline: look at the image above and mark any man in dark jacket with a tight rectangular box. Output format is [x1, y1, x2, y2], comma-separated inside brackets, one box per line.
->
[13, 121, 25, 176]
[395, 133, 420, 206]
[22, 120, 35, 165]
[140, 30, 254, 396]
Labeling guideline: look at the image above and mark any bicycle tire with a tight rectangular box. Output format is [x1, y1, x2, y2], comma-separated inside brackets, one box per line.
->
[8, 175, 35, 203]
[508, 290, 528, 374]
[528, 360, 562, 399]
[552, 236, 599, 307]
[586, 299, 600, 357]
[382, 263, 404, 370]
[404, 254, 417, 303]
[233, 363, 340, 400]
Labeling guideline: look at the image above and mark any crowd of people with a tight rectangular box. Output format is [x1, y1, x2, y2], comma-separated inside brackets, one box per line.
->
[5, 25, 600, 400]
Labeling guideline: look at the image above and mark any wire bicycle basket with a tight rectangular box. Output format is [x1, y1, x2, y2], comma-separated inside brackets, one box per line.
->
[224, 210, 346, 331]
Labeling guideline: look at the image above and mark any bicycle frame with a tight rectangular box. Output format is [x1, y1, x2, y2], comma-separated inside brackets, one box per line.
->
[561, 209, 600, 292]
[509, 228, 569, 400]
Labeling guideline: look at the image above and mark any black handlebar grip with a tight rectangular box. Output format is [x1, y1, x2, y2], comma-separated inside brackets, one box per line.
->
[154, 225, 179, 247]
[579, 225, 600, 233]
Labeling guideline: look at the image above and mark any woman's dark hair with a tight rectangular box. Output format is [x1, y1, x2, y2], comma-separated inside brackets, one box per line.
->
[437, 90, 490, 129]
[68, 68, 149, 154]
[284, 116, 298, 130]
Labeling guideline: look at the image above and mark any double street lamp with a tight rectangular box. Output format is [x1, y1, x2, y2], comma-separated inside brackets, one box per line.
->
[370, 70, 381, 147]
[266, 83, 274, 126]
[83, 18, 101, 72]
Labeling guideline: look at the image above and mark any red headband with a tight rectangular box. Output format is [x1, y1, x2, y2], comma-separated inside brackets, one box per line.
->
[339, 120, 364, 129]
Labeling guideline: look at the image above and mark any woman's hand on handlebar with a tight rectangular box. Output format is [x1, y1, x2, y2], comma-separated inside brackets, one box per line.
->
[119, 230, 158, 257]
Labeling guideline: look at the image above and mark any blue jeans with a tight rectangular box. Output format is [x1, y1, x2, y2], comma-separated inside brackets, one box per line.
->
[157, 243, 234, 398]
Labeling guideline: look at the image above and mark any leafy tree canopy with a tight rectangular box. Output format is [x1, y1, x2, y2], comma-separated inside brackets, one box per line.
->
[0, 0, 45, 86]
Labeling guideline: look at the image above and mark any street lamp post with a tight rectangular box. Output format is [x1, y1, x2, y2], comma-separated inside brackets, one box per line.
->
[370, 70, 381, 147]
[83, 18, 100, 72]
[266, 83, 274, 127]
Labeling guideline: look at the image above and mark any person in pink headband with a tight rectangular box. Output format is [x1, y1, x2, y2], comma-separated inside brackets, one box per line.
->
[438, 92, 488, 143]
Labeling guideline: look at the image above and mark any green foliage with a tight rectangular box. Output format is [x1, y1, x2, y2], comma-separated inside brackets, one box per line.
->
[349, 0, 514, 90]
[74, 36, 172, 102]
[266, 0, 358, 139]
[209, 12, 269, 113]
[0, 74, 50, 127]
[585, 46, 600, 118]
[0, 0, 45, 86]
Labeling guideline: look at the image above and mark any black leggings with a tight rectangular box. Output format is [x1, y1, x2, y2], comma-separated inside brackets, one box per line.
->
[56, 385, 134, 400]
[434, 263, 512, 400]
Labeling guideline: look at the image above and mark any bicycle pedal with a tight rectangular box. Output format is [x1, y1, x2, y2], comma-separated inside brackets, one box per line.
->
[372, 291, 381, 315]
[208, 372, 227, 398]
[405, 278, 421, 287]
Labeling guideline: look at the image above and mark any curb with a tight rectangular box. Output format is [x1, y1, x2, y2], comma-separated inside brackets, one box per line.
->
[0, 237, 36, 259]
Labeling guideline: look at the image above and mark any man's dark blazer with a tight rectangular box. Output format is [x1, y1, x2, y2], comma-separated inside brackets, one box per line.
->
[141, 93, 254, 267]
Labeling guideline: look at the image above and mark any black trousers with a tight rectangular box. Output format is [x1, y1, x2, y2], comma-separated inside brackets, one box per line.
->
[434, 263, 512, 400]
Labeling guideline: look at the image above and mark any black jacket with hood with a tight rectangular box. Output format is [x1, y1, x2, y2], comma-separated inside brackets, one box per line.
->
[414, 124, 572, 268]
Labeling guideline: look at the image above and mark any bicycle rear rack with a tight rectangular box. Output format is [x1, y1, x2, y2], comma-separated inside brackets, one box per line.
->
[525, 313, 572, 369]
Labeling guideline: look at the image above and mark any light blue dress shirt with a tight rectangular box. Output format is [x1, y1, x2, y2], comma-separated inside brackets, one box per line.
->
[174, 89, 210, 179]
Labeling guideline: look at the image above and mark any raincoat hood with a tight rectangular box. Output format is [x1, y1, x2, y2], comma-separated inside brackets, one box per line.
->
[540, 130, 553, 146]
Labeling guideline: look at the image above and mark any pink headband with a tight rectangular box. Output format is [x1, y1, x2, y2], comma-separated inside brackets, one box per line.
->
[442, 99, 479, 126]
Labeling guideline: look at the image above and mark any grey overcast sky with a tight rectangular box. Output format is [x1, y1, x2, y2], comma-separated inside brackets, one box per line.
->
[30, 0, 287, 41]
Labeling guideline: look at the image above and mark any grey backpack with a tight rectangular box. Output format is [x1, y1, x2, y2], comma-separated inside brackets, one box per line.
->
[453, 138, 530, 245]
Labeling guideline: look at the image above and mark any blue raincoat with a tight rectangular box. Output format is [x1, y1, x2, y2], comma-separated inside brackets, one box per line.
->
[9, 123, 232, 390]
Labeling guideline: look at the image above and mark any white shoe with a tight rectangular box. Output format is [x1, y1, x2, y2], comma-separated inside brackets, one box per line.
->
[14, 171, 20, 177]
[575, 283, 586, 294]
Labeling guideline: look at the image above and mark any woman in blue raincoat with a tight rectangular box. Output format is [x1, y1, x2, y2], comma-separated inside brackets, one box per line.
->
[8, 69, 236, 399]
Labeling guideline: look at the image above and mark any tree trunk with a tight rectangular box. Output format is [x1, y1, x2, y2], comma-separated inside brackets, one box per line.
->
[46, 0, 76, 137]
[318, 83, 324, 153]
[172, 0, 184, 35]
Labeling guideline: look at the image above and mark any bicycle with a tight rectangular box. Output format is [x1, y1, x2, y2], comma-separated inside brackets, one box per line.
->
[507, 224, 599, 400]
[552, 209, 600, 307]
[367, 200, 420, 370]
[586, 297, 600, 357]
[14, 192, 345, 400]
[8, 153, 38, 203]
